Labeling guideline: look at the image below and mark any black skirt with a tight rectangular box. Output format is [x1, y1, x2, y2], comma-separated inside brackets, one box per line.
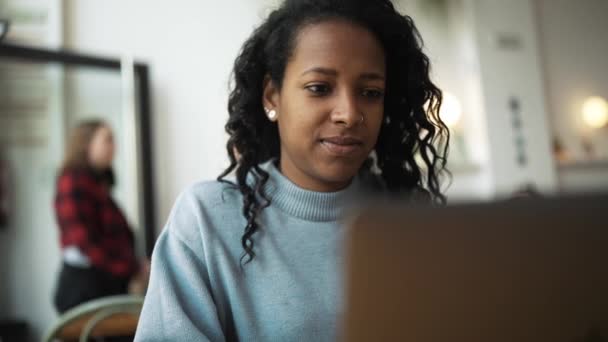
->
[53, 262, 130, 314]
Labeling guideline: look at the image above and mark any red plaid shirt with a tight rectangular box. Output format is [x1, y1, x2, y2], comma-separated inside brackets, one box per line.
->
[54, 167, 137, 278]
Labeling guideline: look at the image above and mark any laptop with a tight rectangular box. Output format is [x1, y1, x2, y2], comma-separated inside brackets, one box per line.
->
[343, 194, 608, 342]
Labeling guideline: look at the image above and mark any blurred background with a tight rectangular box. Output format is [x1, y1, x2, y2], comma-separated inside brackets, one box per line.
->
[0, 0, 607, 340]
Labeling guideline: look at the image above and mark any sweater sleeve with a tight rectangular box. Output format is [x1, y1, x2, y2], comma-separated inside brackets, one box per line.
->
[134, 192, 226, 342]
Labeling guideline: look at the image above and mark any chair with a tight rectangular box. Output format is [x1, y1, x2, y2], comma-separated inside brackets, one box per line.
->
[43, 295, 144, 342]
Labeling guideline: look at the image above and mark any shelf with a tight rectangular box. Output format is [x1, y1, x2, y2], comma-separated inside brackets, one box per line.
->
[557, 160, 608, 171]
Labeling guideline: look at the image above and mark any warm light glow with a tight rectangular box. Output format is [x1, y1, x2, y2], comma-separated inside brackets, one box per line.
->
[440, 92, 463, 128]
[582, 96, 608, 129]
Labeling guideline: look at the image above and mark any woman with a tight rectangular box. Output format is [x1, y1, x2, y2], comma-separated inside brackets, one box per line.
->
[136, 0, 448, 340]
[53, 120, 146, 314]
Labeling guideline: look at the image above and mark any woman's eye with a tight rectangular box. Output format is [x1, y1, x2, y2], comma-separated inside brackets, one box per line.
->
[362, 89, 384, 99]
[306, 84, 331, 95]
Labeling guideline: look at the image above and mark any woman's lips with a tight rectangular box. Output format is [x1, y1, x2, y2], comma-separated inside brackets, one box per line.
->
[320, 136, 363, 156]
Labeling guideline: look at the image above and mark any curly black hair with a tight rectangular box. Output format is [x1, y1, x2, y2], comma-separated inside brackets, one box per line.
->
[218, 0, 450, 265]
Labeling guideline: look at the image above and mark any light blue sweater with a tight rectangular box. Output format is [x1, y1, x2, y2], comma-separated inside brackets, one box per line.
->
[135, 161, 365, 341]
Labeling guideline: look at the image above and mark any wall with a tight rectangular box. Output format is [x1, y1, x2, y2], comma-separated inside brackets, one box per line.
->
[396, 0, 495, 201]
[535, 0, 608, 193]
[396, 0, 559, 200]
[0, 62, 65, 341]
[64, 0, 607, 210]
[1, 1, 277, 340]
[63, 0, 280, 232]
[63, 0, 566, 221]
[0, 1, 65, 340]
[469, 0, 558, 197]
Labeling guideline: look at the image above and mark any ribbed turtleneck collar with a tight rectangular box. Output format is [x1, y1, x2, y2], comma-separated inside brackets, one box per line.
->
[260, 160, 361, 222]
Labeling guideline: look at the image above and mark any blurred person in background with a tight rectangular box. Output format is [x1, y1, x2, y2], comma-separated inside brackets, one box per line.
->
[53, 119, 149, 314]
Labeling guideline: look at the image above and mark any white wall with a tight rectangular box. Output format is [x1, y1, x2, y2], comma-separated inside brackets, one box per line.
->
[64, 0, 280, 232]
[0, 2, 278, 340]
[64, 0, 597, 213]
[0, 2, 65, 340]
[0, 62, 64, 341]
[64, 0, 503, 217]
[469, 0, 558, 197]
[395, 0, 558, 201]
[535, 0, 608, 193]
[395, 0, 494, 201]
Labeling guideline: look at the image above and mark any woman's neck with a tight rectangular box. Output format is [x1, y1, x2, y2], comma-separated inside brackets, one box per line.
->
[277, 158, 353, 193]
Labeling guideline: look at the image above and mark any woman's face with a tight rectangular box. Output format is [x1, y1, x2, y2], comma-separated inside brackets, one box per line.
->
[88, 125, 115, 170]
[263, 19, 386, 192]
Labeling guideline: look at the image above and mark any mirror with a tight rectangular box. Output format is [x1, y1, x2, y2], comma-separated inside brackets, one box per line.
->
[0, 44, 155, 340]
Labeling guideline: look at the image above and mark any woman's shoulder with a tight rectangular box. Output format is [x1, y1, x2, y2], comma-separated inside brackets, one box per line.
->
[167, 179, 242, 227]
[179, 179, 242, 209]
[162, 179, 244, 255]
[58, 166, 91, 179]
[56, 167, 100, 192]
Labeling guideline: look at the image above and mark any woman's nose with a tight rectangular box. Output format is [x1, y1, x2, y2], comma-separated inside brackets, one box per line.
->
[330, 91, 361, 127]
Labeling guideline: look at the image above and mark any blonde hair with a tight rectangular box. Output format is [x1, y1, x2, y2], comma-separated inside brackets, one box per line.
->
[60, 119, 108, 172]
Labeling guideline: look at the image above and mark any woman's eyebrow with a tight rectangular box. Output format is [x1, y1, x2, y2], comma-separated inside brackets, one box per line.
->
[300, 67, 385, 81]
[300, 67, 338, 77]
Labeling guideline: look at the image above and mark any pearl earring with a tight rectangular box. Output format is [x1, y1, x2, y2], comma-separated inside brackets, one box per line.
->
[267, 109, 277, 121]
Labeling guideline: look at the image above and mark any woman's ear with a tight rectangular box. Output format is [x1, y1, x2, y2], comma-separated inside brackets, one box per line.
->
[262, 75, 280, 119]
